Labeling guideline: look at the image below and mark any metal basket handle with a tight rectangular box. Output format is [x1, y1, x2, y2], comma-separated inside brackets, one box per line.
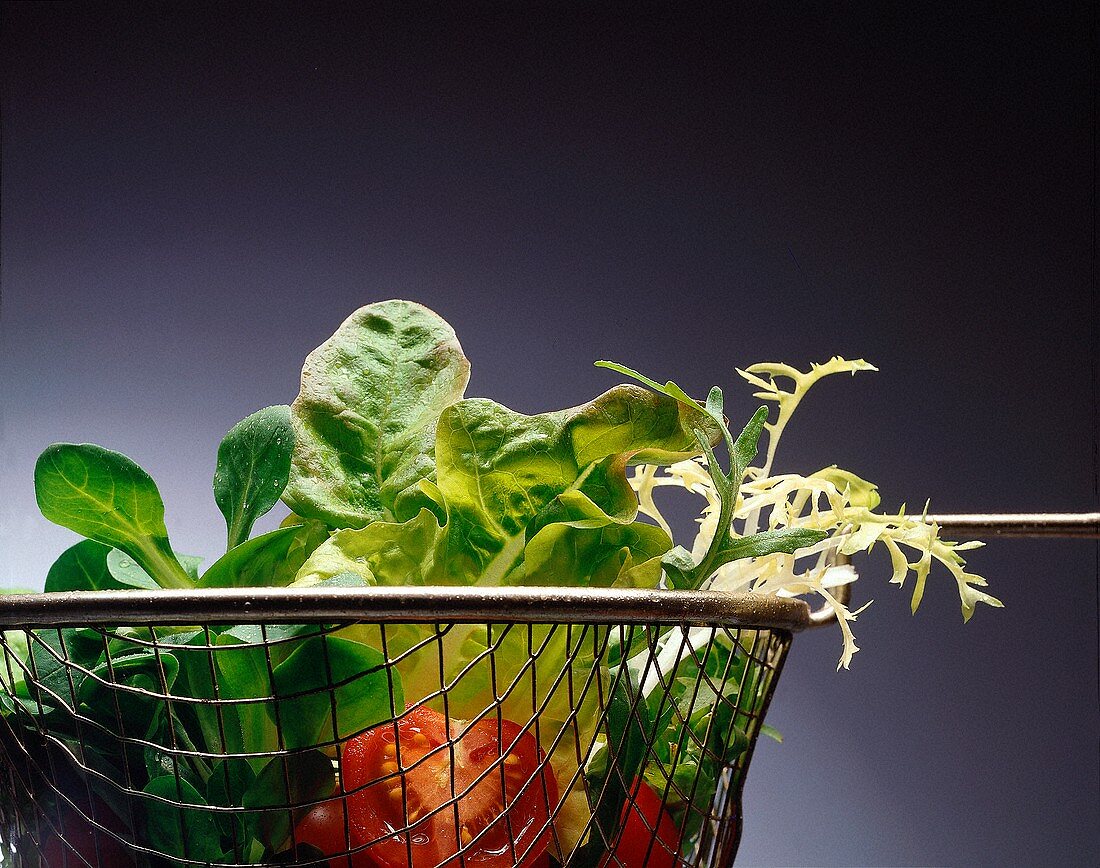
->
[807, 512, 1100, 628]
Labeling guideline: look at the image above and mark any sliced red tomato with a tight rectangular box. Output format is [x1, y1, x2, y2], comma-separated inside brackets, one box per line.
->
[342, 706, 558, 868]
[293, 797, 379, 867]
[601, 780, 682, 868]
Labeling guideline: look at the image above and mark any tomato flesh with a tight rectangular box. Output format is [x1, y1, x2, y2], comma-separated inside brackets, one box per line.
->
[343, 706, 558, 868]
[601, 780, 682, 868]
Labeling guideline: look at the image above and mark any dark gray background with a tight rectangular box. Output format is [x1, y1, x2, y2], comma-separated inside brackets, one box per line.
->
[2, 4, 1096, 865]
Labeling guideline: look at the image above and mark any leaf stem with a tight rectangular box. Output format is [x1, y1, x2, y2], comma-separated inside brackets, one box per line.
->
[140, 543, 194, 589]
[686, 436, 737, 590]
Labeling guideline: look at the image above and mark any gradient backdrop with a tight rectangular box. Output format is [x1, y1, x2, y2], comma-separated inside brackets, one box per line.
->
[2, 5, 1096, 866]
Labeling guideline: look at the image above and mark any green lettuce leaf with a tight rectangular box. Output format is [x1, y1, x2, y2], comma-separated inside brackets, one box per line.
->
[437, 384, 718, 585]
[213, 405, 295, 550]
[515, 490, 671, 588]
[284, 300, 470, 528]
[294, 384, 715, 589]
[197, 525, 311, 589]
[34, 443, 193, 589]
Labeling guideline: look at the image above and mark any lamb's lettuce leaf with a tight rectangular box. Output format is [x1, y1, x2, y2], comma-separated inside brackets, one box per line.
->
[241, 750, 338, 852]
[143, 776, 226, 865]
[284, 300, 471, 528]
[107, 547, 204, 589]
[197, 525, 308, 589]
[44, 540, 122, 592]
[271, 634, 399, 749]
[213, 405, 294, 550]
[34, 443, 194, 589]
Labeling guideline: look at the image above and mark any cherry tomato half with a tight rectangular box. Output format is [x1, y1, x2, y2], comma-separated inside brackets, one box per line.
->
[293, 797, 379, 867]
[342, 706, 559, 868]
[601, 780, 682, 868]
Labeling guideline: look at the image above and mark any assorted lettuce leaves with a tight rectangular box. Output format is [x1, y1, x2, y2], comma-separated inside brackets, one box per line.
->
[294, 383, 721, 591]
[11, 300, 996, 863]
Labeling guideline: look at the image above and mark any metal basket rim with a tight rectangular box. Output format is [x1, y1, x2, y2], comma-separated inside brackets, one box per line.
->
[0, 585, 811, 631]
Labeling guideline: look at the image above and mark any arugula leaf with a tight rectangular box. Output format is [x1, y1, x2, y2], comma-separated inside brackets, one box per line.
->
[214, 405, 295, 550]
[34, 443, 193, 589]
[285, 300, 471, 528]
[712, 527, 831, 570]
[663, 527, 831, 590]
[658, 406, 771, 589]
[594, 361, 707, 413]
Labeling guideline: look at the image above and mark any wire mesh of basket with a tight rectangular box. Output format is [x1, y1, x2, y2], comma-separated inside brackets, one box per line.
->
[0, 586, 809, 868]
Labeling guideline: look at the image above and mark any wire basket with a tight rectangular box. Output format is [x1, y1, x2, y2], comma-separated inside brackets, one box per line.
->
[0, 586, 811, 868]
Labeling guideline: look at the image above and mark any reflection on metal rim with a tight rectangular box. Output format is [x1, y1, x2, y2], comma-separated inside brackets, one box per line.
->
[0, 585, 812, 631]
